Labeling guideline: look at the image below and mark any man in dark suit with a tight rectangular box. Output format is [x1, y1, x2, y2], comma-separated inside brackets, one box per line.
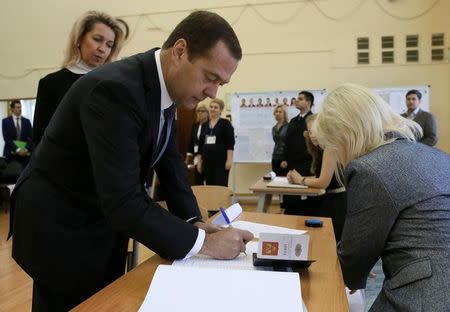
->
[2, 100, 33, 169]
[280, 91, 316, 215]
[10, 11, 253, 311]
[401, 89, 438, 146]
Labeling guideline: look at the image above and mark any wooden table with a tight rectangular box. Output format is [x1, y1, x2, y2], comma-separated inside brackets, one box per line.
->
[250, 178, 325, 212]
[73, 212, 348, 312]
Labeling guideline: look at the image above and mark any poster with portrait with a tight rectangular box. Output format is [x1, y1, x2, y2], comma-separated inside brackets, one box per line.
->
[230, 89, 327, 163]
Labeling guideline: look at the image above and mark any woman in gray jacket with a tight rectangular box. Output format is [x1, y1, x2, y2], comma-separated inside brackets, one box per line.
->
[314, 83, 450, 311]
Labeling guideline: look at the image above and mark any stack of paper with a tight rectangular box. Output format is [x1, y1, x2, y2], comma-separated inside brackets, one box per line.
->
[138, 264, 304, 312]
[267, 176, 308, 189]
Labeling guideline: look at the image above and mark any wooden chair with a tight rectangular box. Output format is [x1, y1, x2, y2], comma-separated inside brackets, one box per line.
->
[191, 185, 232, 217]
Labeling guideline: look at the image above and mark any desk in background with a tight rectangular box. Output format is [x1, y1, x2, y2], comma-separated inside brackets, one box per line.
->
[250, 178, 325, 213]
[73, 212, 348, 312]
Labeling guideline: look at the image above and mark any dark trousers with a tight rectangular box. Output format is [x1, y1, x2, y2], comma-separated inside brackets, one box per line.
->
[32, 281, 93, 312]
[283, 195, 323, 216]
[204, 163, 229, 186]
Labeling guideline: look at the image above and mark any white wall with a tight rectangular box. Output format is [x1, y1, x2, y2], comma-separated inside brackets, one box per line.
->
[1, 0, 449, 193]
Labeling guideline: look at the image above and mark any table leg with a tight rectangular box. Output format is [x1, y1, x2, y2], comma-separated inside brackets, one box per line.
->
[256, 193, 273, 213]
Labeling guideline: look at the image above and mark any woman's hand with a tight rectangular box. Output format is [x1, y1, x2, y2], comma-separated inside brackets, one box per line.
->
[287, 169, 302, 184]
[225, 159, 232, 170]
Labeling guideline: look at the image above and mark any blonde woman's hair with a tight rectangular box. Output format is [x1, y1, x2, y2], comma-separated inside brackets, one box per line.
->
[63, 11, 125, 67]
[195, 102, 209, 112]
[210, 98, 225, 111]
[314, 83, 422, 167]
[273, 104, 288, 123]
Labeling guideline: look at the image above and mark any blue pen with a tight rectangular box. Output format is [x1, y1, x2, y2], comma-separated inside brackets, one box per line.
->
[219, 207, 231, 226]
[219, 207, 246, 256]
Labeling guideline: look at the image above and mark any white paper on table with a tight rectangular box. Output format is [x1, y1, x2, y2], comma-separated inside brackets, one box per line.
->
[231, 220, 307, 238]
[211, 203, 242, 225]
[172, 241, 263, 271]
[267, 176, 308, 189]
[138, 264, 303, 312]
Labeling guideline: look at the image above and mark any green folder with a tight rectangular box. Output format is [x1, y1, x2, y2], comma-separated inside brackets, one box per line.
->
[13, 140, 27, 149]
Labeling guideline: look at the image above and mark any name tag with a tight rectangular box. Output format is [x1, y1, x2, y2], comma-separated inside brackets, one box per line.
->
[194, 145, 199, 153]
[205, 135, 216, 145]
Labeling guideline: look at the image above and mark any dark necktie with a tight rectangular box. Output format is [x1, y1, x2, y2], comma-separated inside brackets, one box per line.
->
[16, 117, 21, 140]
[152, 104, 175, 166]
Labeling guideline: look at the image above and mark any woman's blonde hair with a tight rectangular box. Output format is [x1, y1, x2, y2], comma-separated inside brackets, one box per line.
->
[273, 104, 288, 123]
[63, 11, 125, 67]
[314, 83, 422, 167]
[304, 114, 320, 175]
[210, 98, 225, 111]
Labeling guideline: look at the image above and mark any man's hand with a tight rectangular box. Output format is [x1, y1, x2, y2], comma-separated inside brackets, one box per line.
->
[17, 148, 27, 157]
[199, 227, 254, 259]
[280, 161, 288, 169]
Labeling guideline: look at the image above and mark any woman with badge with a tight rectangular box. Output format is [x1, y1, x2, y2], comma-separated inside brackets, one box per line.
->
[185, 103, 209, 184]
[198, 98, 235, 186]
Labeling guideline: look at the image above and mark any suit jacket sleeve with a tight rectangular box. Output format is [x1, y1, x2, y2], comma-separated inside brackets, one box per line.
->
[23, 118, 33, 152]
[419, 113, 438, 146]
[79, 80, 199, 259]
[282, 121, 292, 161]
[338, 160, 398, 289]
[33, 78, 52, 146]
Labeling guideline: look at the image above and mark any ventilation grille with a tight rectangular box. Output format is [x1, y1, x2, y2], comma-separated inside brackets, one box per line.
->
[382, 36, 394, 49]
[406, 35, 419, 48]
[431, 49, 444, 61]
[406, 50, 419, 62]
[432, 33, 444, 46]
[357, 37, 369, 50]
[382, 51, 394, 63]
[357, 52, 369, 64]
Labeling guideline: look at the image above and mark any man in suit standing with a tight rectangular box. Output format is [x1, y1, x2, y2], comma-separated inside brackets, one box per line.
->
[401, 89, 438, 146]
[2, 100, 33, 169]
[280, 91, 316, 215]
[10, 11, 253, 311]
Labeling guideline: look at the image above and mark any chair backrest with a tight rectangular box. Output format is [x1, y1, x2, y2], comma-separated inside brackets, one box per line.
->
[191, 185, 232, 217]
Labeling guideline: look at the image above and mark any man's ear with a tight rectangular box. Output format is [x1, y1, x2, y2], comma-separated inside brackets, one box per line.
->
[171, 39, 188, 64]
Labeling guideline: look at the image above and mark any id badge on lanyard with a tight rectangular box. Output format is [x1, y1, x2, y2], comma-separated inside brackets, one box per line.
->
[205, 135, 216, 145]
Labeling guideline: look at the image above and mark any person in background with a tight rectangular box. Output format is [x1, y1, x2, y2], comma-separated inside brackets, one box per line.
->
[401, 89, 438, 146]
[315, 83, 450, 311]
[2, 100, 33, 170]
[185, 103, 209, 185]
[32, 11, 126, 147]
[240, 98, 247, 107]
[271, 104, 289, 176]
[280, 91, 314, 215]
[287, 114, 346, 241]
[11, 11, 252, 311]
[198, 98, 235, 186]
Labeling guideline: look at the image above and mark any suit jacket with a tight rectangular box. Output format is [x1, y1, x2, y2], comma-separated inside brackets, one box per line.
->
[10, 49, 202, 292]
[33, 68, 83, 146]
[282, 111, 312, 175]
[401, 109, 438, 146]
[339, 139, 450, 311]
[2, 115, 33, 160]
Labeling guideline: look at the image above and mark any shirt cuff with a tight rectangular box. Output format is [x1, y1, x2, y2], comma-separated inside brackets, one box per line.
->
[183, 228, 205, 259]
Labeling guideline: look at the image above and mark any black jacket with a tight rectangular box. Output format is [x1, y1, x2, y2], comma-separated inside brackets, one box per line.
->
[11, 49, 201, 292]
